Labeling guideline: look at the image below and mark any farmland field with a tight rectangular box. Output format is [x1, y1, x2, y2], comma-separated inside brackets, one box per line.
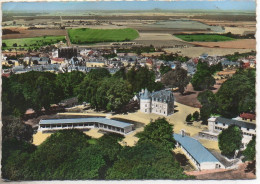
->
[175, 34, 235, 42]
[2, 36, 66, 50]
[68, 28, 139, 44]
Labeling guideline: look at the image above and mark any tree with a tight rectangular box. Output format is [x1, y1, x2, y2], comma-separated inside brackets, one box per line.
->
[2, 42, 7, 47]
[218, 125, 243, 156]
[33, 60, 38, 65]
[32, 75, 57, 112]
[210, 62, 223, 74]
[197, 90, 217, 124]
[215, 69, 255, 118]
[161, 67, 190, 95]
[2, 116, 34, 142]
[193, 111, 200, 121]
[101, 78, 132, 111]
[113, 67, 126, 80]
[106, 142, 190, 180]
[159, 64, 172, 75]
[136, 118, 175, 150]
[13, 43, 17, 47]
[243, 136, 256, 161]
[56, 71, 85, 99]
[191, 61, 215, 91]
[186, 114, 192, 122]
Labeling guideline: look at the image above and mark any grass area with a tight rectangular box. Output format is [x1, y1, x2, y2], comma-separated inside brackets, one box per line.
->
[2, 36, 66, 50]
[88, 138, 98, 145]
[175, 34, 235, 42]
[68, 28, 139, 44]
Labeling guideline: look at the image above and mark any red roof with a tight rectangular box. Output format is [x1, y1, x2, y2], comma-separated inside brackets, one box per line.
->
[146, 59, 153, 65]
[52, 58, 65, 62]
[240, 113, 256, 120]
[242, 62, 250, 68]
[2, 73, 10, 78]
[193, 58, 199, 64]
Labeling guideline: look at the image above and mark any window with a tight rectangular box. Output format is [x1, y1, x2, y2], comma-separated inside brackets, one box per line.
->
[247, 128, 249, 131]
[145, 104, 147, 107]
[215, 122, 218, 124]
[223, 123, 225, 126]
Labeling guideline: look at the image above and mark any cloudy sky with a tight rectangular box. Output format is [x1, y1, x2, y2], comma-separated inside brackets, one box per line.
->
[2, 0, 256, 12]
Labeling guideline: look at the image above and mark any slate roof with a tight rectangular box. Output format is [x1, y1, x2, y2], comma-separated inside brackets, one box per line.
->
[39, 117, 132, 128]
[216, 117, 256, 129]
[174, 134, 219, 164]
[151, 90, 174, 102]
[140, 88, 151, 100]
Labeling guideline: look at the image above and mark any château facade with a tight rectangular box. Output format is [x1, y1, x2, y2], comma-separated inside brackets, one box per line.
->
[139, 89, 174, 116]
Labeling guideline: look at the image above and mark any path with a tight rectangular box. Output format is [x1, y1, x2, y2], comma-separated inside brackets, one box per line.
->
[65, 29, 72, 47]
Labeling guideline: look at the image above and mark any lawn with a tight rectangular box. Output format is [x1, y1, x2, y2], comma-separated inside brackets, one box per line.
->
[2, 35, 66, 50]
[175, 34, 235, 42]
[68, 28, 139, 44]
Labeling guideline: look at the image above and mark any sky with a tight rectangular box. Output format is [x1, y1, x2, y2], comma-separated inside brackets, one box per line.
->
[2, 0, 256, 12]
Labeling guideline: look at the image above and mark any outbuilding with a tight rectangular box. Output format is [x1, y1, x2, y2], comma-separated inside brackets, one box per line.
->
[174, 133, 224, 170]
[38, 117, 134, 135]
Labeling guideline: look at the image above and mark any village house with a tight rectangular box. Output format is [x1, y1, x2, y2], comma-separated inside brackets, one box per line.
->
[51, 57, 66, 64]
[139, 89, 174, 116]
[86, 60, 106, 67]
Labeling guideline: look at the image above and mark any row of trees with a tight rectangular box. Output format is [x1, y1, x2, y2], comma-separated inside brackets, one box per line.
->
[2, 118, 191, 180]
[197, 68, 255, 123]
[157, 53, 190, 63]
[3, 67, 164, 117]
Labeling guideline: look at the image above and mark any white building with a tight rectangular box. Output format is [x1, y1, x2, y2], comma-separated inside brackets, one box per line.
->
[38, 117, 134, 135]
[140, 89, 174, 116]
[199, 117, 256, 149]
[174, 133, 224, 170]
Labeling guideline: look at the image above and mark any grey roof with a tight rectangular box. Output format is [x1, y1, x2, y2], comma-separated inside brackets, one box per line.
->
[174, 134, 219, 164]
[140, 88, 151, 100]
[40, 57, 50, 62]
[216, 117, 256, 129]
[39, 117, 132, 128]
[60, 97, 78, 105]
[151, 90, 174, 102]
[31, 57, 41, 61]
[221, 60, 240, 66]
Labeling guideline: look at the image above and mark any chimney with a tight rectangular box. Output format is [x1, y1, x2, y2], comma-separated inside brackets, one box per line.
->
[181, 129, 185, 137]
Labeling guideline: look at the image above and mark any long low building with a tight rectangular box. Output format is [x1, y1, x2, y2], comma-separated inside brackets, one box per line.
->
[174, 133, 224, 170]
[38, 117, 134, 135]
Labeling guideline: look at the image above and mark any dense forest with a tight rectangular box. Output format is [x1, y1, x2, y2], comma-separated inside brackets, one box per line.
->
[2, 67, 163, 117]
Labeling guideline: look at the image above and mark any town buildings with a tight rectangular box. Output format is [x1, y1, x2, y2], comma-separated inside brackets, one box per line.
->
[199, 117, 256, 149]
[139, 89, 174, 116]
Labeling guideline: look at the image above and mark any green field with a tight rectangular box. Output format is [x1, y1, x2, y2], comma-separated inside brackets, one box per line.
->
[2, 36, 66, 50]
[68, 28, 139, 44]
[175, 34, 235, 42]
